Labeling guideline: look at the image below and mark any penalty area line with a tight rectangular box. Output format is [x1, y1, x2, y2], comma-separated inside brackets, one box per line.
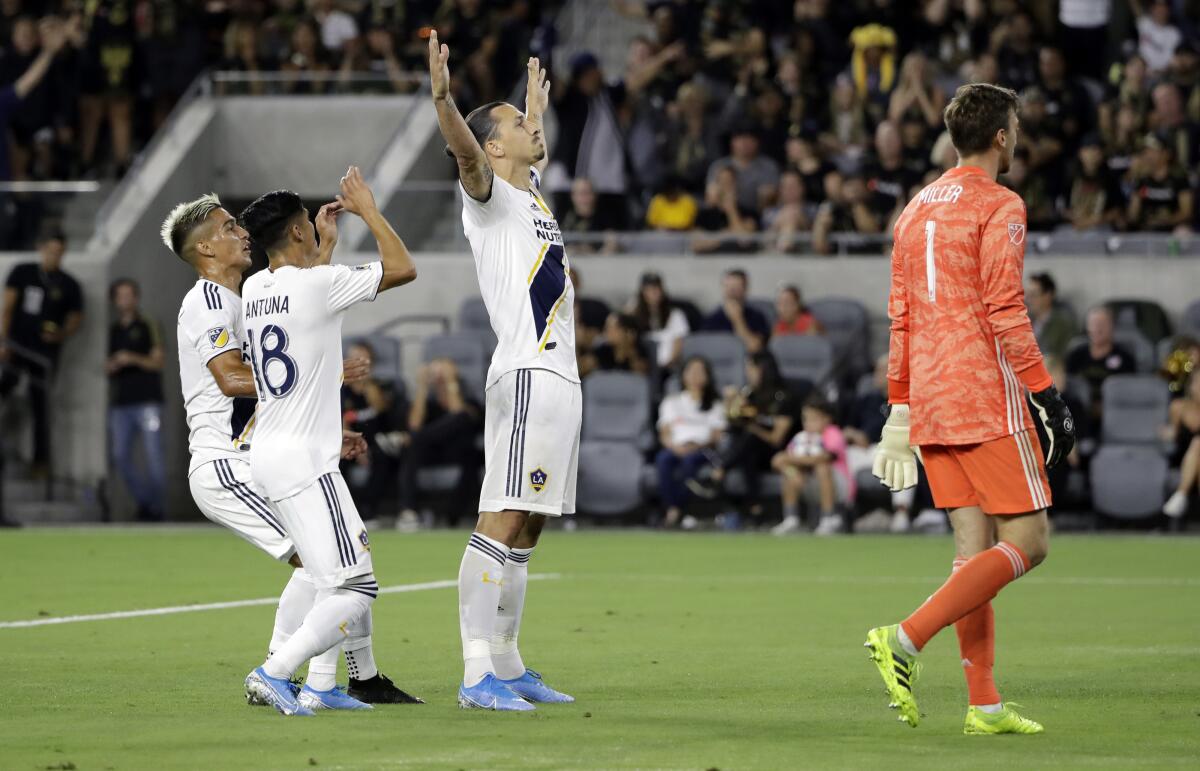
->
[0, 573, 562, 630]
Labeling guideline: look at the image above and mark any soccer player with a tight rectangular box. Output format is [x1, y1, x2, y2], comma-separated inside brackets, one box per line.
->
[428, 33, 579, 711]
[164, 189, 420, 714]
[866, 83, 1075, 734]
[237, 168, 417, 716]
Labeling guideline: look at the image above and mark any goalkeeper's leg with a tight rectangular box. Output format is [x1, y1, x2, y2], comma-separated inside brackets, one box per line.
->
[949, 508, 1002, 711]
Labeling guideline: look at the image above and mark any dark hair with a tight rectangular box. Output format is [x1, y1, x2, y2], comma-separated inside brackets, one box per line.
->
[780, 284, 803, 307]
[109, 278, 139, 301]
[348, 339, 375, 361]
[943, 82, 1019, 156]
[633, 276, 673, 331]
[803, 393, 835, 419]
[445, 101, 506, 158]
[725, 268, 748, 284]
[610, 311, 641, 336]
[682, 355, 719, 411]
[238, 190, 305, 259]
[1029, 272, 1056, 296]
[747, 350, 784, 395]
[36, 223, 66, 245]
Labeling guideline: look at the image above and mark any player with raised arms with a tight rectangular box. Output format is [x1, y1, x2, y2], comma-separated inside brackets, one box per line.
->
[233, 167, 418, 716]
[428, 31, 580, 711]
[866, 83, 1075, 733]
[164, 193, 422, 712]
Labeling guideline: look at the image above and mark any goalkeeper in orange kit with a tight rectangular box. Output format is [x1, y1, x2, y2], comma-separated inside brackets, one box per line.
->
[864, 83, 1075, 734]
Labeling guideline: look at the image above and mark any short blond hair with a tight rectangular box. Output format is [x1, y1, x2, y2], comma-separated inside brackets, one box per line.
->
[160, 193, 222, 260]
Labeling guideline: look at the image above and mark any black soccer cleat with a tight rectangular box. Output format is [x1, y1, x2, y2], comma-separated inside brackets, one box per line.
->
[348, 673, 425, 704]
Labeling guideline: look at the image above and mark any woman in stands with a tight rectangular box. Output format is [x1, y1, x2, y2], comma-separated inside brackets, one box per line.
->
[655, 356, 725, 529]
[628, 272, 689, 371]
[1163, 371, 1200, 519]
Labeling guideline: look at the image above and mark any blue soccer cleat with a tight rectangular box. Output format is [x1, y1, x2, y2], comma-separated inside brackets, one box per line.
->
[298, 684, 373, 711]
[245, 667, 315, 716]
[457, 673, 535, 711]
[500, 669, 575, 703]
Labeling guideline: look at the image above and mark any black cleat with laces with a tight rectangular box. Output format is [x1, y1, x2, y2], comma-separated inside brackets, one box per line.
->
[348, 673, 425, 704]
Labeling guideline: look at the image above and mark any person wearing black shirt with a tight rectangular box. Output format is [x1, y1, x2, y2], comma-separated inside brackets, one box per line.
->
[863, 120, 920, 231]
[341, 342, 403, 521]
[1066, 307, 1137, 425]
[395, 358, 482, 529]
[702, 268, 769, 352]
[0, 226, 83, 470]
[571, 267, 611, 365]
[1127, 133, 1194, 232]
[579, 312, 649, 378]
[106, 279, 165, 521]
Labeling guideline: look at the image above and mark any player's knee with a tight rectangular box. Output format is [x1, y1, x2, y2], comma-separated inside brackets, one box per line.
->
[339, 573, 379, 610]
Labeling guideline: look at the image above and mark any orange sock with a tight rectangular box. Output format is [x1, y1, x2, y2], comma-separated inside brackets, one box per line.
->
[951, 557, 1001, 706]
[901, 542, 1029, 651]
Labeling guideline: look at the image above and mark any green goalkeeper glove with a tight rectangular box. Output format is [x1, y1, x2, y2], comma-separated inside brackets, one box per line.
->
[872, 404, 919, 492]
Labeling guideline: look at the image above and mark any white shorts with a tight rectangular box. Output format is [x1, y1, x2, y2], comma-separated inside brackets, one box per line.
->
[480, 368, 581, 517]
[273, 471, 373, 589]
[190, 458, 294, 562]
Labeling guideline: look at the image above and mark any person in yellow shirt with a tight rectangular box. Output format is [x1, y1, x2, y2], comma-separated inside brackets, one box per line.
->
[645, 176, 698, 230]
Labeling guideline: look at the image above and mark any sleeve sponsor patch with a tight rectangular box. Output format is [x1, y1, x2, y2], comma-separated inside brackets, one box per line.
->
[1008, 223, 1025, 244]
[352, 264, 371, 271]
[208, 326, 230, 349]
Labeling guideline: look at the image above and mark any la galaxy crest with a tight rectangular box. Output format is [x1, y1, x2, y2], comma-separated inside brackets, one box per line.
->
[529, 467, 548, 493]
[359, 530, 371, 552]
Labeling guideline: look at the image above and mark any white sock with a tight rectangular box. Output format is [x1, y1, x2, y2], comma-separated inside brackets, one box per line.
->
[976, 702, 1003, 714]
[306, 644, 339, 691]
[263, 576, 376, 680]
[343, 607, 378, 681]
[896, 625, 919, 657]
[491, 546, 532, 680]
[268, 568, 316, 655]
[459, 533, 509, 687]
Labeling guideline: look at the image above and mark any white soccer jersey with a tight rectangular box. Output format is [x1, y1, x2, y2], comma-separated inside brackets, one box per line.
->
[177, 279, 257, 475]
[241, 261, 383, 501]
[461, 168, 579, 388]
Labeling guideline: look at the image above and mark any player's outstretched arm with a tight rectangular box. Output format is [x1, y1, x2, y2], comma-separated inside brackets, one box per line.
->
[428, 30, 492, 202]
[524, 56, 551, 176]
[336, 166, 416, 292]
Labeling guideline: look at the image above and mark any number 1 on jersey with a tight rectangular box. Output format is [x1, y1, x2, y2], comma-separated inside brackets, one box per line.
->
[924, 220, 937, 304]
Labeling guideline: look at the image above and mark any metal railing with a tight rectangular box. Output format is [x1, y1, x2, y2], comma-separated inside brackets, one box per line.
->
[206, 70, 426, 96]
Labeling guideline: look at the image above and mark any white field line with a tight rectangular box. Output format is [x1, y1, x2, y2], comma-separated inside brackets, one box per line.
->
[0, 573, 561, 630]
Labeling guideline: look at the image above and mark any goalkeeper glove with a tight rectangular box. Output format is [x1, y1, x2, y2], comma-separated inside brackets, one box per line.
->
[872, 404, 919, 492]
[1029, 385, 1075, 469]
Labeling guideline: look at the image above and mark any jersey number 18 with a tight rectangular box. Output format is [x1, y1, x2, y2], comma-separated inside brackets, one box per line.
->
[247, 325, 298, 399]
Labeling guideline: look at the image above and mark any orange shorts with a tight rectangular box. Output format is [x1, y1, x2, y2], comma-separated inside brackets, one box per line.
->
[920, 429, 1051, 515]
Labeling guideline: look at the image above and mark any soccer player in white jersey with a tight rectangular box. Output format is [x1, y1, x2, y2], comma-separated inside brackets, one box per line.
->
[237, 167, 417, 716]
[428, 32, 579, 711]
[164, 193, 422, 712]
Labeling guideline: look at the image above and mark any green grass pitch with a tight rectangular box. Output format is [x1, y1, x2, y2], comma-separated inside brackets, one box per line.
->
[1, 528, 1197, 770]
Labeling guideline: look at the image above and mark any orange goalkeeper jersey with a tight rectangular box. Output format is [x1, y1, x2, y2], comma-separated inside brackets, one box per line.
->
[887, 165, 1052, 446]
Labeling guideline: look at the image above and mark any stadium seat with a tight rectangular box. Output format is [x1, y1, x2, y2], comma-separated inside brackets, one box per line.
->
[576, 440, 644, 516]
[723, 470, 783, 498]
[1100, 375, 1169, 444]
[680, 333, 746, 388]
[456, 297, 497, 352]
[582, 371, 652, 446]
[422, 332, 490, 402]
[769, 335, 835, 385]
[746, 297, 777, 330]
[1089, 445, 1168, 519]
[807, 297, 871, 375]
[344, 334, 403, 382]
[1182, 299, 1200, 336]
[1106, 299, 1172, 344]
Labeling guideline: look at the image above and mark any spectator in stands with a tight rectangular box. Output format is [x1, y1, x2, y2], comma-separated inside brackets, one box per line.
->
[1062, 134, 1124, 232]
[846, 23, 896, 127]
[813, 173, 882, 255]
[703, 268, 768, 353]
[561, 177, 618, 254]
[993, 11, 1039, 92]
[628, 272, 689, 370]
[1019, 87, 1066, 185]
[820, 74, 870, 165]
[1163, 371, 1200, 518]
[664, 81, 720, 193]
[339, 24, 410, 94]
[79, 1, 137, 176]
[312, 0, 358, 53]
[645, 175, 699, 232]
[0, 15, 70, 182]
[762, 169, 811, 252]
[1004, 147, 1059, 231]
[1042, 356, 1088, 515]
[693, 351, 795, 525]
[1067, 306, 1136, 423]
[1100, 55, 1151, 146]
[770, 394, 852, 536]
[692, 166, 760, 254]
[1026, 272, 1076, 360]
[1168, 44, 1200, 124]
[580, 312, 649, 378]
[863, 120, 919, 233]
[1149, 82, 1198, 171]
[1134, 0, 1183, 74]
[341, 342, 402, 522]
[1037, 46, 1093, 151]
[773, 285, 821, 337]
[888, 51, 945, 131]
[655, 355, 725, 529]
[1127, 133, 1194, 233]
[570, 268, 611, 361]
[0, 225, 82, 473]
[280, 18, 333, 94]
[1056, 0, 1112, 80]
[842, 353, 912, 533]
[396, 358, 482, 530]
[785, 134, 833, 206]
[218, 20, 270, 96]
[106, 279, 165, 522]
[1103, 102, 1147, 182]
[706, 123, 780, 215]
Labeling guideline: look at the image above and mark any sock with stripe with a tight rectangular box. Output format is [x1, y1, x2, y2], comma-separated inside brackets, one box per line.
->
[491, 547, 533, 680]
[459, 532, 510, 687]
[900, 542, 1030, 652]
[263, 576, 376, 681]
[343, 606, 378, 681]
[269, 568, 316, 655]
[951, 557, 1002, 707]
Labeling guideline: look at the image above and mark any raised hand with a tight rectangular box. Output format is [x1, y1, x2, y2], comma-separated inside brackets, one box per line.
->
[525, 56, 550, 117]
[342, 356, 370, 384]
[336, 166, 378, 217]
[314, 201, 342, 248]
[428, 30, 450, 101]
